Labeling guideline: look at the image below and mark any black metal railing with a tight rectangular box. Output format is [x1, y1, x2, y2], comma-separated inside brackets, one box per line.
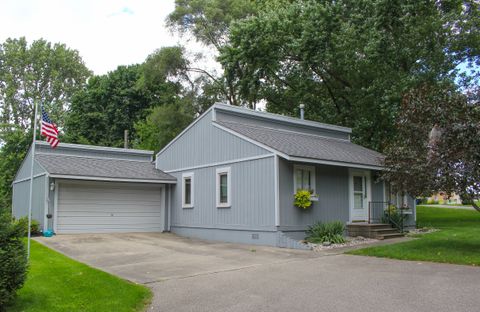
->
[368, 201, 407, 232]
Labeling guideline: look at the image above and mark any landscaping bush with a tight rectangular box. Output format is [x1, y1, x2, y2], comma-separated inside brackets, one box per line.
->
[15, 216, 41, 237]
[305, 221, 346, 244]
[0, 213, 28, 308]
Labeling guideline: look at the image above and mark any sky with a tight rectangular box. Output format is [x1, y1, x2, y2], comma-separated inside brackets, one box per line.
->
[0, 0, 219, 75]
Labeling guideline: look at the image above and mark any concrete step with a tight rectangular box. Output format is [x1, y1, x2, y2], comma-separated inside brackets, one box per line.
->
[378, 233, 405, 240]
[372, 228, 400, 235]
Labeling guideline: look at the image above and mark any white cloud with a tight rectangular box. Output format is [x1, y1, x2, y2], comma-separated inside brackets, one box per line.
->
[0, 0, 219, 75]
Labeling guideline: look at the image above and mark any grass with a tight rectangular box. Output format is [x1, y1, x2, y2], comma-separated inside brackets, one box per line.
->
[348, 206, 480, 266]
[6, 240, 152, 312]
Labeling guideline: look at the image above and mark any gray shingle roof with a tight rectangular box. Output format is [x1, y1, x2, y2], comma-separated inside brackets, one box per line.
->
[216, 121, 384, 167]
[35, 153, 175, 182]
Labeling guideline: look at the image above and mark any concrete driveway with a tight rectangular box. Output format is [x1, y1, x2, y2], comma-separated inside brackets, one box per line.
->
[36, 233, 480, 312]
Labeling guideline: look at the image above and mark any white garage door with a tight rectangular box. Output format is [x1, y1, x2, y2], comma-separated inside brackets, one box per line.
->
[56, 181, 164, 234]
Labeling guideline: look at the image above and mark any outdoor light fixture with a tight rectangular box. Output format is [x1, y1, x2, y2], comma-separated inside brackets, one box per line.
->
[50, 182, 55, 191]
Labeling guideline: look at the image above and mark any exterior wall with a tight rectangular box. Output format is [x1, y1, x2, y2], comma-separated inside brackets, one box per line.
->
[170, 156, 277, 245]
[215, 109, 350, 140]
[14, 148, 47, 181]
[278, 159, 350, 231]
[156, 110, 272, 171]
[12, 175, 47, 231]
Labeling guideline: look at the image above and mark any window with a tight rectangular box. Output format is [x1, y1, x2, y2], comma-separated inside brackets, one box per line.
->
[216, 167, 231, 207]
[182, 172, 194, 208]
[293, 165, 316, 194]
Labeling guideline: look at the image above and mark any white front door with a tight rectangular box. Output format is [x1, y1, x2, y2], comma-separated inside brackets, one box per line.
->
[349, 170, 371, 222]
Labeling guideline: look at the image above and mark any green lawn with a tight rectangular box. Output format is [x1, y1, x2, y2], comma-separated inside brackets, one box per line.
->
[348, 206, 480, 266]
[7, 240, 152, 312]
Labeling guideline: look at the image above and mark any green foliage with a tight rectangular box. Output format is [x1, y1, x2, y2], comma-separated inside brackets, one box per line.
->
[381, 205, 405, 230]
[383, 84, 480, 212]
[14, 217, 41, 237]
[64, 64, 166, 147]
[220, 0, 480, 151]
[0, 129, 30, 211]
[7, 241, 151, 312]
[0, 37, 91, 132]
[349, 206, 480, 266]
[306, 221, 346, 244]
[293, 190, 312, 210]
[134, 102, 194, 153]
[0, 213, 28, 308]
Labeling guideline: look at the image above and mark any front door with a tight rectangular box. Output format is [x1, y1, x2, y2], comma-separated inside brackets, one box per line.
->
[350, 170, 371, 222]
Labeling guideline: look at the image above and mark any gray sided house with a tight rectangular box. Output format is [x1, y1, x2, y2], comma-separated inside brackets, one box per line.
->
[12, 103, 416, 248]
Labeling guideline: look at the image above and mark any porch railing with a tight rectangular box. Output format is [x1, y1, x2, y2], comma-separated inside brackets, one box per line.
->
[368, 201, 407, 232]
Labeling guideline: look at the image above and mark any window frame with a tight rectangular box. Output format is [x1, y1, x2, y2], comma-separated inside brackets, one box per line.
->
[182, 172, 194, 208]
[293, 165, 316, 195]
[216, 167, 231, 208]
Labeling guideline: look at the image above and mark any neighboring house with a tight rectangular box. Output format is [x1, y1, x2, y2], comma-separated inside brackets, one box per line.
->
[12, 103, 416, 247]
[427, 192, 462, 204]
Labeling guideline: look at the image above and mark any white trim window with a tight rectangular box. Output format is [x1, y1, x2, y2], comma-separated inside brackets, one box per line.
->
[182, 172, 194, 208]
[293, 165, 316, 194]
[216, 167, 231, 208]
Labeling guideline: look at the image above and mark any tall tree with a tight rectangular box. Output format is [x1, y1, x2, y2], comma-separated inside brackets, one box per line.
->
[0, 37, 91, 132]
[0, 128, 30, 210]
[64, 64, 179, 147]
[219, 0, 480, 151]
[167, 0, 256, 105]
[383, 84, 480, 211]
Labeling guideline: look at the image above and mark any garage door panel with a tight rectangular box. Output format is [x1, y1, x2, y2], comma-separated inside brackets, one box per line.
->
[57, 181, 164, 234]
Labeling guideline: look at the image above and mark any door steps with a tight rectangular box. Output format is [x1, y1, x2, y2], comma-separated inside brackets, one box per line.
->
[347, 223, 405, 240]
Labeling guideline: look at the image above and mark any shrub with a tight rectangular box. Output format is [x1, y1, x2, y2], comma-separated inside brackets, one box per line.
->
[15, 216, 41, 237]
[305, 221, 346, 244]
[0, 213, 28, 307]
[381, 206, 405, 231]
[294, 190, 312, 209]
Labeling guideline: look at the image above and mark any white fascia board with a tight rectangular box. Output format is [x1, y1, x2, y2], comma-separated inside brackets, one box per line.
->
[49, 175, 177, 184]
[212, 123, 288, 158]
[286, 156, 384, 171]
[156, 106, 215, 160]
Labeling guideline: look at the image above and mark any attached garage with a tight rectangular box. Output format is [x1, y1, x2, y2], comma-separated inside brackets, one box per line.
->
[56, 181, 166, 234]
[12, 141, 176, 234]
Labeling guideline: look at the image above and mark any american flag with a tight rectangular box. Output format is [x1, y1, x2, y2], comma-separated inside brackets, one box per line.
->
[41, 106, 59, 148]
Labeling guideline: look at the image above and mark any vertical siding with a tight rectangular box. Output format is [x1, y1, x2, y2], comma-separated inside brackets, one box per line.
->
[216, 110, 350, 140]
[12, 175, 46, 230]
[170, 157, 276, 231]
[15, 148, 47, 181]
[36, 144, 152, 161]
[278, 159, 350, 229]
[156, 110, 271, 171]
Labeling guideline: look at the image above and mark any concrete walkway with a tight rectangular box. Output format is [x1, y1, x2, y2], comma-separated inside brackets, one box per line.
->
[36, 233, 480, 312]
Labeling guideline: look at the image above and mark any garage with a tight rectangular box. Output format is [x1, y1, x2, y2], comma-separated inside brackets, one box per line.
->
[55, 181, 166, 234]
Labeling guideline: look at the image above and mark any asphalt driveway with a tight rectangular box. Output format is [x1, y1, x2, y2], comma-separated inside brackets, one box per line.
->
[36, 233, 480, 312]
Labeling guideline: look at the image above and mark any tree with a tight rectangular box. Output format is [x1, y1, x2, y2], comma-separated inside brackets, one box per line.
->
[219, 0, 480, 151]
[0, 128, 30, 211]
[167, 0, 256, 105]
[0, 37, 91, 132]
[64, 64, 179, 147]
[383, 84, 480, 212]
[134, 101, 194, 153]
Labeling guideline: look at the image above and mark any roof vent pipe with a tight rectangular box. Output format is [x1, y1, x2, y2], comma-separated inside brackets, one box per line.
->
[299, 104, 305, 120]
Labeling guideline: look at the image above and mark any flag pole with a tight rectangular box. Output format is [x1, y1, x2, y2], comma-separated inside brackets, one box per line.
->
[27, 100, 39, 259]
